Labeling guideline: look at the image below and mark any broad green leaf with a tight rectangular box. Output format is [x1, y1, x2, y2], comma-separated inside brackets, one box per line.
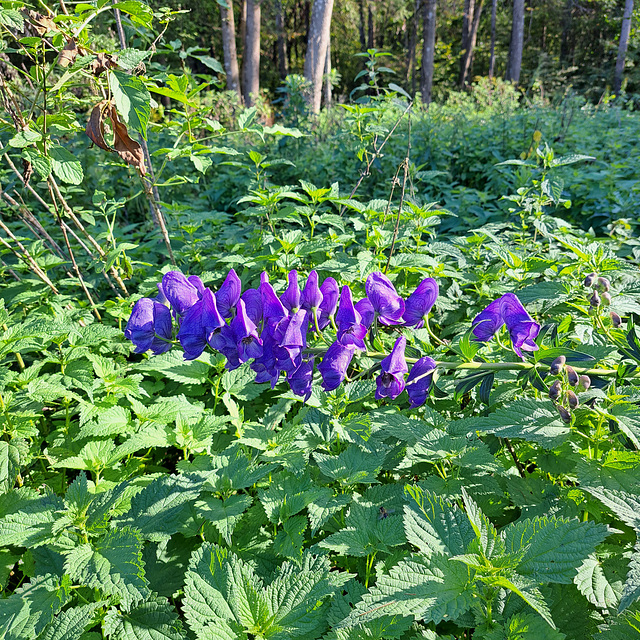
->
[109, 70, 151, 139]
[40, 602, 101, 640]
[103, 597, 184, 640]
[313, 445, 382, 486]
[195, 494, 252, 545]
[0, 441, 21, 494]
[50, 145, 83, 185]
[483, 612, 565, 640]
[575, 552, 626, 610]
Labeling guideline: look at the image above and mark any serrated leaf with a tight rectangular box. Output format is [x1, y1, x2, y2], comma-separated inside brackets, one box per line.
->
[109, 70, 151, 139]
[40, 602, 101, 640]
[313, 445, 382, 486]
[195, 494, 252, 545]
[50, 145, 83, 185]
[575, 552, 626, 610]
[103, 597, 184, 640]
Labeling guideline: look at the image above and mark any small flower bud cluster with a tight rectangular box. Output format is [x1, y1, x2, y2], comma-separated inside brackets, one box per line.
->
[584, 272, 622, 328]
[547, 355, 591, 423]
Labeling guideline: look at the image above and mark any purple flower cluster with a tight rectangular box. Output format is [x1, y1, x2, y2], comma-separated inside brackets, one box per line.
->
[471, 292, 541, 357]
[124, 270, 441, 406]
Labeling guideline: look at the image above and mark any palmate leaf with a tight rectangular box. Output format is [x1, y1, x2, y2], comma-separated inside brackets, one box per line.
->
[103, 596, 184, 640]
[63, 527, 148, 604]
[340, 553, 475, 627]
[403, 485, 475, 557]
[502, 515, 609, 583]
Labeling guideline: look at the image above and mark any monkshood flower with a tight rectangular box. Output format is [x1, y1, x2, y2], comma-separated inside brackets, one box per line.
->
[251, 330, 279, 387]
[273, 309, 308, 372]
[230, 298, 263, 362]
[355, 298, 374, 329]
[472, 293, 540, 358]
[288, 356, 315, 401]
[317, 277, 339, 330]
[241, 288, 262, 326]
[281, 270, 301, 313]
[403, 278, 438, 328]
[301, 270, 323, 326]
[216, 268, 242, 319]
[375, 336, 408, 400]
[336, 286, 367, 351]
[125, 298, 173, 355]
[406, 356, 436, 407]
[177, 288, 225, 360]
[366, 272, 405, 325]
[162, 271, 201, 316]
[260, 280, 288, 328]
[318, 341, 354, 391]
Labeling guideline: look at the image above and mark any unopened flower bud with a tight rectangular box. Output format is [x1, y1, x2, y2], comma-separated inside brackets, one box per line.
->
[566, 365, 579, 386]
[611, 311, 622, 328]
[557, 405, 572, 423]
[597, 277, 611, 293]
[566, 390, 579, 409]
[583, 272, 597, 287]
[549, 355, 566, 375]
[601, 292, 612, 306]
[548, 380, 563, 401]
[590, 290, 601, 308]
[578, 375, 591, 391]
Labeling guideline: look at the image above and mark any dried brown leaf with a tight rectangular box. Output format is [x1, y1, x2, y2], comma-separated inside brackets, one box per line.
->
[90, 52, 116, 77]
[22, 158, 33, 186]
[85, 100, 111, 152]
[108, 105, 146, 175]
[27, 11, 58, 36]
[58, 39, 78, 68]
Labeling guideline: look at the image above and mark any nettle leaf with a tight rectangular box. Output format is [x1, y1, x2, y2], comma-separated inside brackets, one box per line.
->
[313, 445, 382, 486]
[307, 492, 352, 536]
[137, 349, 213, 385]
[273, 514, 307, 563]
[483, 612, 565, 640]
[0, 489, 62, 548]
[260, 471, 330, 524]
[453, 399, 570, 449]
[502, 516, 609, 583]
[403, 485, 475, 557]
[574, 551, 627, 610]
[195, 494, 253, 545]
[0, 440, 22, 494]
[619, 543, 640, 613]
[199, 445, 276, 494]
[116, 473, 203, 540]
[49, 145, 83, 185]
[341, 553, 475, 627]
[63, 526, 148, 604]
[103, 596, 184, 640]
[223, 363, 269, 400]
[40, 601, 102, 640]
[596, 606, 640, 639]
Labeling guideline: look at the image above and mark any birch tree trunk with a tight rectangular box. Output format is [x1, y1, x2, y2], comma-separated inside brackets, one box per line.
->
[420, 0, 437, 105]
[242, 0, 261, 107]
[489, 0, 497, 77]
[614, 0, 634, 94]
[303, 0, 334, 114]
[219, 0, 241, 98]
[324, 40, 332, 108]
[506, 0, 525, 83]
[275, 0, 288, 79]
[460, 0, 484, 87]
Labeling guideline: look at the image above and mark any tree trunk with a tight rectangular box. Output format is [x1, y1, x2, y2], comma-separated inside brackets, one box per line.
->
[275, 0, 288, 79]
[460, 0, 484, 87]
[420, 0, 437, 105]
[242, 0, 261, 106]
[559, 0, 572, 67]
[460, 0, 473, 74]
[407, 0, 422, 91]
[358, 0, 367, 51]
[304, 0, 334, 113]
[367, 3, 374, 49]
[324, 39, 332, 107]
[614, 0, 634, 94]
[219, 0, 241, 98]
[489, 0, 497, 77]
[506, 0, 525, 83]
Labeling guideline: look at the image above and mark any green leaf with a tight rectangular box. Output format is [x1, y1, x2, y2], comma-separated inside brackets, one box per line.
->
[0, 9, 24, 30]
[260, 471, 328, 524]
[103, 597, 184, 640]
[593, 607, 640, 639]
[195, 494, 252, 545]
[503, 516, 609, 583]
[273, 514, 307, 562]
[574, 551, 626, 610]
[619, 544, 640, 613]
[483, 612, 565, 640]
[112, 1, 153, 28]
[40, 602, 101, 640]
[313, 445, 382, 486]
[63, 527, 148, 604]
[49, 145, 83, 185]
[0, 441, 21, 494]
[109, 70, 151, 139]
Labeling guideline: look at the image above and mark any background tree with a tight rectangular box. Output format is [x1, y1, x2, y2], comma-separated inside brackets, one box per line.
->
[242, 0, 261, 106]
[219, 0, 241, 99]
[614, 0, 635, 93]
[460, 0, 484, 87]
[421, 0, 437, 104]
[304, 0, 334, 113]
[506, 0, 525, 83]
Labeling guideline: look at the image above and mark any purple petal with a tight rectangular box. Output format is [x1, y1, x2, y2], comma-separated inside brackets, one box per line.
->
[281, 270, 301, 312]
[403, 278, 438, 327]
[406, 356, 436, 407]
[260, 281, 288, 327]
[472, 297, 504, 342]
[162, 271, 200, 316]
[241, 288, 263, 325]
[216, 268, 242, 319]
[365, 272, 405, 325]
[301, 270, 323, 312]
[288, 357, 315, 401]
[355, 298, 375, 329]
[317, 277, 339, 330]
[231, 299, 262, 362]
[380, 336, 408, 377]
[318, 341, 354, 392]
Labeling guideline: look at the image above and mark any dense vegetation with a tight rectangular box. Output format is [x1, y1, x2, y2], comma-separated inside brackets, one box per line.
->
[3, 2, 640, 640]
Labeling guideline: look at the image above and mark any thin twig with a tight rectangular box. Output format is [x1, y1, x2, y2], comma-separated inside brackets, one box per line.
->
[503, 437, 526, 478]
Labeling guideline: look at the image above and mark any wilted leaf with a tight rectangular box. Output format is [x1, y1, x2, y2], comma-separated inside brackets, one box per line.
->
[57, 39, 78, 68]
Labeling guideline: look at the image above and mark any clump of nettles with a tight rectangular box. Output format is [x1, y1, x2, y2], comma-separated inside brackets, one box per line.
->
[124, 269, 543, 406]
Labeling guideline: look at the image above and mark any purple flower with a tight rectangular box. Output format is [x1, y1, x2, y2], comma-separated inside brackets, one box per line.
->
[375, 336, 408, 400]
[500, 293, 540, 357]
[177, 288, 225, 360]
[366, 272, 405, 326]
[317, 277, 339, 330]
[188, 275, 206, 297]
[355, 298, 375, 329]
[241, 288, 262, 325]
[288, 357, 315, 401]
[336, 286, 367, 351]
[318, 341, 354, 392]
[154, 283, 169, 306]
[471, 297, 504, 342]
[301, 271, 323, 314]
[472, 293, 540, 358]
[403, 278, 438, 328]
[274, 309, 308, 372]
[260, 280, 288, 328]
[406, 356, 436, 407]
[216, 269, 242, 318]
[281, 270, 301, 313]
[125, 298, 173, 355]
[230, 299, 263, 362]
[251, 329, 280, 387]
[162, 271, 200, 316]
